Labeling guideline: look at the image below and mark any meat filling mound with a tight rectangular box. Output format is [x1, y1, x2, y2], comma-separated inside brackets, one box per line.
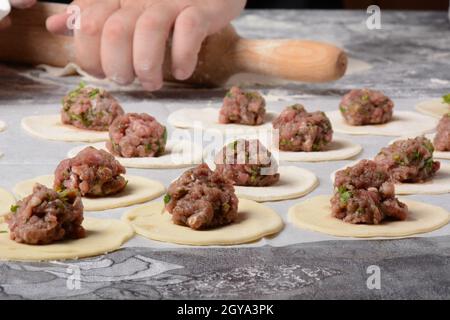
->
[219, 86, 266, 125]
[6, 184, 85, 245]
[272, 104, 333, 151]
[433, 113, 450, 152]
[61, 82, 124, 131]
[54, 147, 127, 197]
[106, 113, 167, 158]
[164, 163, 239, 230]
[339, 89, 394, 125]
[374, 136, 440, 183]
[214, 139, 280, 186]
[331, 160, 408, 224]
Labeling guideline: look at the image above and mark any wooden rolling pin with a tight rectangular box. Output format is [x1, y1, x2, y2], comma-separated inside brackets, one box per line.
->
[0, 2, 348, 86]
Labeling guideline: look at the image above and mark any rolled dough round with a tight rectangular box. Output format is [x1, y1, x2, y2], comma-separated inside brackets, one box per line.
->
[277, 137, 362, 162]
[234, 166, 319, 202]
[0, 217, 134, 261]
[0, 120, 6, 132]
[288, 195, 450, 238]
[331, 161, 450, 195]
[326, 111, 437, 136]
[415, 99, 449, 119]
[22, 115, 109, 142]
[13, 175, 165, 211]
[0, 188, 15, 216]
[67, 140, 203, 169]
[122, 198, 284, 246]
[168, 107, 275, 134]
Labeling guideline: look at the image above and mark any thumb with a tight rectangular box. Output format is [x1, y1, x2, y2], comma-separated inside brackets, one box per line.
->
[46, 12, 73, 36]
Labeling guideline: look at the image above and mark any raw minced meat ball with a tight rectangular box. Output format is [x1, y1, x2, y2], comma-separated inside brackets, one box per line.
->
[219, 86, 266, 125]
[374, 136, 440, 183]
[331, 160, 408, 224]
[61, 82, 124, 131]
[339, 89, 394, 125]
[54, 146, 127, 197]
[272, 104, 333, 151]
[433, 113, 450, 151]
[164, 163, 239, 230]
[214, 139, 280, 186]
[106, 113, 167, 158]
[6, 184, 85, 245]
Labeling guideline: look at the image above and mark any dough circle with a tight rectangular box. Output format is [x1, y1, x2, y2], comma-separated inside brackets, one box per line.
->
[234, 166, 319, 202]
[0, 120, 6, 132]
[22, 115, 109, 142]
[390, 134, 450, 160]
[0, 217, 134, 261]
[0, 188, 15, 216]
[288, 195, 450, 238]
[326, 111, 437, 136]
[67, 140, 203, 169]
[122, 198, 284, 246]
[168, 107, 275, 134]
[415, 99, 449, 119]
[331, 161, 450, 195]
[13, 175, 165, 211]
[277, 137, 362, 162]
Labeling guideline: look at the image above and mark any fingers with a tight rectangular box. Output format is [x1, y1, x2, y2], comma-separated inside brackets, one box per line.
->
[101, 7, 141, 84]
[75, 1, 119, 77]
[133, 3, 179, 91]
[171, 6, 208, 80]
[10, 0, 36, 9]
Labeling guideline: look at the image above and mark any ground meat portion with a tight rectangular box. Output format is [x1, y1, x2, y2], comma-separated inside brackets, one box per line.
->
[214, 139, 280, 187]
[374, 136, 440, 183]
[6, 184, 85, 245]
[106, 113, 167, 158]
[434, 113, 450, 151]
[165, 163, 239, 230]
[272, 104, 333, 151]
[61, 82, 124, 131]
[54, 147, 127, 197]
[331, 160, 408, 224]
[339, 89, 394, 125]
[219, 86, 266, 125]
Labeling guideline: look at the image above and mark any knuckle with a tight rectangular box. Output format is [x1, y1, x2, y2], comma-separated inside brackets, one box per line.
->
[178, 11, 201, 32]
[137, 15, 166, 31]
[103, 17, 128, 42]
[79, 18, 102, 36]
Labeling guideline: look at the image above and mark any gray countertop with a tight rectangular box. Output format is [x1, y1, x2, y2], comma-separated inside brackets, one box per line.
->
[0, 10, 449, 300]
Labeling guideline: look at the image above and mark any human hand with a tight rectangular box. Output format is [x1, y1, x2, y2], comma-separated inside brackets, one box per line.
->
[0, 0, 36, 29]
[46, 0, 246, 91]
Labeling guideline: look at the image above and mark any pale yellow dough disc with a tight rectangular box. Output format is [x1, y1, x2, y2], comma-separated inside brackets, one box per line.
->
[326, 111, 437, 136]
[0, 217, 134, 261]
[67, 141, 203, 169]
[331, 161, 450, 195]
[13, 175, 165, 211]
[167, 107, 276, 134]
[288, 195, 450, 238]
[0, 120, 6, 132]
[0, 188, 15, 216]
[123, 198, 284, 246]
[390, 134, 450, 160]
[21, 115, 109, 142]
[415, 99, 449, 119]
[234, 166, 318, 202]
[277, 137, 362, 162]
